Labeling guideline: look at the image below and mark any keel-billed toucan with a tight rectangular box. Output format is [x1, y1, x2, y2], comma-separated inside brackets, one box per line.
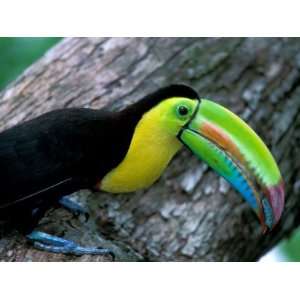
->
[0, 85, 284, 256]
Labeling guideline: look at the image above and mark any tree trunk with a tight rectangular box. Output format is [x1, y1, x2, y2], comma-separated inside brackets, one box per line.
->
[0, 37, 298, 261]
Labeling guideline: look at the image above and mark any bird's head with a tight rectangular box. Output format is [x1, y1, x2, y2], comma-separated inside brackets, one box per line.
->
[145, 96, 198, 136]
[134, 84, 284, 232]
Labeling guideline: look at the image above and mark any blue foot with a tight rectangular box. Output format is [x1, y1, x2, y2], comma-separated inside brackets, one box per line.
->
[27, 231, 114, 258]
[59, 196, 89, 220]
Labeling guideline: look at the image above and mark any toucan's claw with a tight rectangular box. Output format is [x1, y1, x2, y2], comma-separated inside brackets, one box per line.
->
[59, 196, 90, 222]
[27, 231, 114, 258]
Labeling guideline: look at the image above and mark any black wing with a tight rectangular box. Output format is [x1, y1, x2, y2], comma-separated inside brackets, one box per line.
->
[0, 108, 119, 214]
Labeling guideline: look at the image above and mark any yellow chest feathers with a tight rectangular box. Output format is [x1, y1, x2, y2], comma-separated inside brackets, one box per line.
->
[99, 108, 182, 193]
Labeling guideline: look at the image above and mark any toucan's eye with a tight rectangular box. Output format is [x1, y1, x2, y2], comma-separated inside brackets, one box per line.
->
[177, 105, 189, 117]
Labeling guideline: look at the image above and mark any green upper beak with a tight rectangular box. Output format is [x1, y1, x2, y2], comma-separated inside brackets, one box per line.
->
[178, 99, 284, 232]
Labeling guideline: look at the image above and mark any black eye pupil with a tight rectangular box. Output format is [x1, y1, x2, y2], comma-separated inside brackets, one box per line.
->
[178, 106, 188, 116]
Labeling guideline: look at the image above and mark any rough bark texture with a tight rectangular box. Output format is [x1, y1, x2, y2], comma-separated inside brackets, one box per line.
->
[0, 37, 299, 262]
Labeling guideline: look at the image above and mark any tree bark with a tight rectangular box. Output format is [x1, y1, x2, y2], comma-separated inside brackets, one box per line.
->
[0, 37, 299, 261]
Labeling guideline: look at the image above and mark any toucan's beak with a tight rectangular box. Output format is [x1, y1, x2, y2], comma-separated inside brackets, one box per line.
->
[178, 99, 284, 232]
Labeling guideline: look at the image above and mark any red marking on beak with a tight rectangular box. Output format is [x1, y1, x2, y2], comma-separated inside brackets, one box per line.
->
[264, 181, 285, 225]
[200, 122, 245, 163]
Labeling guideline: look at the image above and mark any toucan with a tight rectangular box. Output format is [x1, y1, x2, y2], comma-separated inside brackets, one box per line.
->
[0, 84, 284, 257]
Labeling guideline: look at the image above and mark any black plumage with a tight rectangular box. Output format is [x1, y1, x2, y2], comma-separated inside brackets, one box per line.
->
[0, 84, 199, 233]
[0, 108, 122, 232]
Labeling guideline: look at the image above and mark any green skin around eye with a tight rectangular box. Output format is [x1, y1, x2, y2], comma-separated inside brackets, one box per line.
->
[176, 105, 189, 118]
[162, 98, 198, 135]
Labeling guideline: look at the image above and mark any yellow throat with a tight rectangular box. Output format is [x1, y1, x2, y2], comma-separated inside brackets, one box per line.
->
[100, 102, 183, 193]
